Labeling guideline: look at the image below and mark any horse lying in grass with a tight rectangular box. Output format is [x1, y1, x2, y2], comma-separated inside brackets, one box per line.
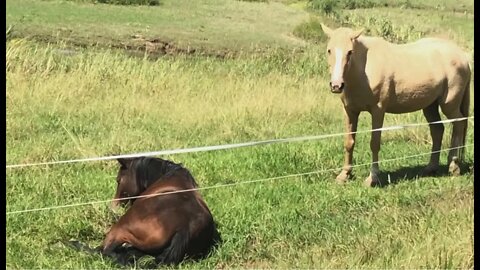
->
[320, 24, 471, 187]
[68, 157, 221, 266]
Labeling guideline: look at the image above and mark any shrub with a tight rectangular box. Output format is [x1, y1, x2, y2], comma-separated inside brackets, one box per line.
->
[308, 0, 412, 13]
[308, 0, 338, 15]
[342, 0, 375, 9]
[95, 0, 160, 5]
[292, 17, 328, 44]
[339, 13, 424, 43]
[237, 0, 269, 2]
[65, 0, 160, 6]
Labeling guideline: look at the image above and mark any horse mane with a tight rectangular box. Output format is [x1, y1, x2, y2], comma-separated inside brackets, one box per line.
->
[133, 157, 199, 189]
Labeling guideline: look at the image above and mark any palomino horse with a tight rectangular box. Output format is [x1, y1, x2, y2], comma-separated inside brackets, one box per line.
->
[320, 24, 471, 186]
[69, 157, 221, 266]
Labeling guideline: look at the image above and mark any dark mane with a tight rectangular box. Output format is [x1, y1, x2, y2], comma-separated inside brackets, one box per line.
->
[133, 157, 199, 189]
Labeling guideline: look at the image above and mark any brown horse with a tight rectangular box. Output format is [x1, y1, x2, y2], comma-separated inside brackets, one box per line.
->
[320, 24, 471, 186]
[68, 157, 221, 266]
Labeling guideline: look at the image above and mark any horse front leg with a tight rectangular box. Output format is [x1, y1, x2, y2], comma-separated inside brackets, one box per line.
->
[365, 108, 385, 187]
[336, 107, 359, 184]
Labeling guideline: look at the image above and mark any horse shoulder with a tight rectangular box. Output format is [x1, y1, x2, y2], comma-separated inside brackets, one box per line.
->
[363, 47, 389, 88]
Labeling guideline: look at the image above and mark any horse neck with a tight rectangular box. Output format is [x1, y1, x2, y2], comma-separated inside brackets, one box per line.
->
[135, 158, 167, 190]
[346, 37, 370, 83]
[136, 158, 196, 190]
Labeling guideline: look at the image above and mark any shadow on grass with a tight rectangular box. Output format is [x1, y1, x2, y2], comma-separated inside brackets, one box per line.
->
[376, 161, 473, 187]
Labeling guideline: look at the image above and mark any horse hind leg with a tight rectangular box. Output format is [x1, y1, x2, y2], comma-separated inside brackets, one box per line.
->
[101, 230, 134, 266]
[459, 81, 470, 162]
[440, 84, 469, 176]
[421, 101, 444, 176]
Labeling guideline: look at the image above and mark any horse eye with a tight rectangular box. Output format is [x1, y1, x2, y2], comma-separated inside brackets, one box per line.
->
[327, 49, 331, 54]
[347, 50, 353, 56]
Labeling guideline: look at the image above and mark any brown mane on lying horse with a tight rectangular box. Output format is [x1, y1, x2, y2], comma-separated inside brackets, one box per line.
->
[68, 156, 221, 266]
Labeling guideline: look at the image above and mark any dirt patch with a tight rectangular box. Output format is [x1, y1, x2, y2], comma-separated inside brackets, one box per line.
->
[123, 34, 233, 59]
[10, 29, 302, 60]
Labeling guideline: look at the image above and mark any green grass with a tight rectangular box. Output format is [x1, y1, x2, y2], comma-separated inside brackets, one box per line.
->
[308, 0, 473, 14]
[6, 0, 309, 55]
[339, 7, 474, 49]
[293, 2, 473, 53]
[6, 0, 474, 268]
[66, 0, 161, 5]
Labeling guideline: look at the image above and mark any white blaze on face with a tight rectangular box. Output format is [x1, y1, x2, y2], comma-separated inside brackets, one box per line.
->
[331, 48, 343, 84]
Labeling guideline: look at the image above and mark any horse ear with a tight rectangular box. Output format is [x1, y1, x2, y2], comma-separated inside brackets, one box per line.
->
[117, 158, 133, 168]
[351, 28, 364, 40]
[320, 23, 333, 37]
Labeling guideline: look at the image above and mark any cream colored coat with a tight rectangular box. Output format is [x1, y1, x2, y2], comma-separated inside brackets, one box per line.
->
[321, 24, 470, 186]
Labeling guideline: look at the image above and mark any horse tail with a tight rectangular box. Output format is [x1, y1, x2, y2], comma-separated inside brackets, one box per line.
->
[211, 221, 222, 247]
[197, 219, 222, 257]
[465, 51, 473, 70]
[156, 228, 189, 265]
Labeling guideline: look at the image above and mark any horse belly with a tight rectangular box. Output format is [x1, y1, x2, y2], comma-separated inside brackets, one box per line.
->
[386, 89, 441, 113]
[385, 71, 444, 113]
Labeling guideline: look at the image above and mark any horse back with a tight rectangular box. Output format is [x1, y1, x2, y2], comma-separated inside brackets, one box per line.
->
[404, 38, 466, 71]
[366, 38, 468, 80]
[356, 37, 470, 113]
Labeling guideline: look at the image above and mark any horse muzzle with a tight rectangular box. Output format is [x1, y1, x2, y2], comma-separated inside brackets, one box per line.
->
[329, 82, 345, 94]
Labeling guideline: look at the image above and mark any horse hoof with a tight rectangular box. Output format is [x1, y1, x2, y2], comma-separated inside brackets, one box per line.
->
[364, 175, 382, 187]
[449, 157, 461, 176]
[335, 176, 348, 185]
[335, 170, 352, 184]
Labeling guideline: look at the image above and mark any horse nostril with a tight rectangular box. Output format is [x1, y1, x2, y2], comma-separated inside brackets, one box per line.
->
[340, 83, 345, 90]
[329, 82, 333, 89]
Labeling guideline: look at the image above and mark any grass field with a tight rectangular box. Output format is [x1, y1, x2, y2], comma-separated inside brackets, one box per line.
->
[6, 0, 309, 56]
[6, 0, 474, 268]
